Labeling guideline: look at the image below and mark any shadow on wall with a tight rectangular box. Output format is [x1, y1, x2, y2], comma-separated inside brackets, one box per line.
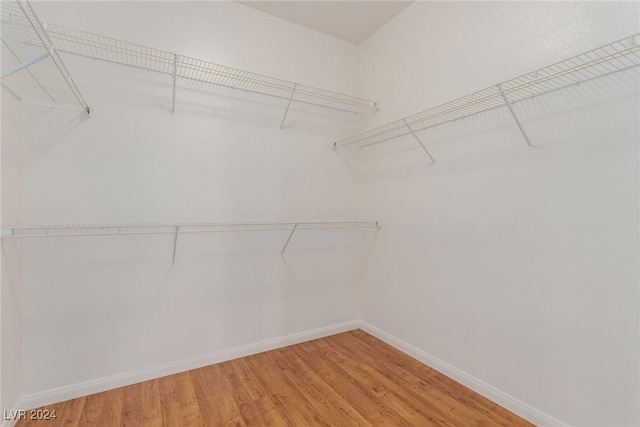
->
[19, 54, 379, 173]
[17, 227, 378, 394]
[36, 55, 376, 138]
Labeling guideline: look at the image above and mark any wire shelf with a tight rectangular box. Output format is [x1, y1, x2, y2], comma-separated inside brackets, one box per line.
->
[44, 23, 376, 115]
[0, 0, 89, 113]
[333, 33, 640, 150]
[1, 220, 381, 239]
[2, 220, 381, 261]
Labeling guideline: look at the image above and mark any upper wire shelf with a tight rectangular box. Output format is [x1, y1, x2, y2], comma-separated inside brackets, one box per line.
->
[0, 0, 89, 113]
[333, 33, 640, 155]
[44, 23, 377, 118]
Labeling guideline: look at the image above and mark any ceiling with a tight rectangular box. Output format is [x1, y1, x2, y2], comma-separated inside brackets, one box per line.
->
[238, 1, 413, 45]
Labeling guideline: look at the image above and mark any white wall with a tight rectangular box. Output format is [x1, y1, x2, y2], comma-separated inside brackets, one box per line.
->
[12, 1, 640, 425]
[355, 2, 639, 426]
[1, 87, 23, 418]
[19, 1, 373, 403]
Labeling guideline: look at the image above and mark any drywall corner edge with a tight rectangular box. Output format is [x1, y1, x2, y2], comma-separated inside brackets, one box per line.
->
[18, 320, 361, 411]
[1, 396, 25, 427]
[357, 321, 570, 427]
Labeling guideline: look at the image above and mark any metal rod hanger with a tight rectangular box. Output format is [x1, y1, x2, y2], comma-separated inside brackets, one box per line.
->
[1, 220, 381, 239]
[332, 33, 640, 152]
[498, 84, 532, 148]
[43, 23, 376, 116]
[280, 83, 297, 129]
[403, 118, 435, 163]
[0, 0, 90, 114]
[281, 223, 298, 255]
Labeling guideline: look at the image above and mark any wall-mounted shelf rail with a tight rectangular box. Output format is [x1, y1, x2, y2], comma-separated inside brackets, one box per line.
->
[1, 220, 381, 262]
[332, 33, 640, 159]
[0, 0, 89, 113]
[44, 23, 377, 122]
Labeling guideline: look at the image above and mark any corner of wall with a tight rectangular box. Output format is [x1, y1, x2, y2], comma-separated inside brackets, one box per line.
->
[1, 85, 24, 423]
[357, 321, 569, 427]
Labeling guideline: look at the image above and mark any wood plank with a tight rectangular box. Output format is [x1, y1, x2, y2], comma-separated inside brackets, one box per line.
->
[141, 379, 162, 426]
[121, 382, 143, 427]
[228, 358, 267, 402]
[243, 350, 333, 426]
[293, 340, 413, 426]
[189, 364, 245, 427]
[304, 338, 445, 426]
[121, 378, 162, 427]
[158, 372, 203, 427]
[274, 346, 371, 427]
[76, 391, 108, 427]
[329, 332, 482, 426]
[219, 359, 288, 427]
[248, 398, 288, 427]
[59, 396, 86, 427]
[262, 348, 360, 427]
[78, 387, 125, 427]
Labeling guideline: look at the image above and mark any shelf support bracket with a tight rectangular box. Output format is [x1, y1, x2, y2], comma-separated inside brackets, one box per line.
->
[499, 85, 533, 148]
[403, 119, 435, 163]
[280, 83, 297, 129]
[172, 226, 179, 263]
[171, 54, 178, 114]
[281, 223, 297, 255]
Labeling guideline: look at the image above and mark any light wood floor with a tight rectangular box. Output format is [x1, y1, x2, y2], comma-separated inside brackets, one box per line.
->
[17, 330, 533, 426]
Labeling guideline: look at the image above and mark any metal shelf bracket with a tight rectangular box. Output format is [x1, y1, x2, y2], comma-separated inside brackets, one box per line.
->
[332, 34, 639, 153]
[42, 23, 376, 120]
[281, 223, 298, 255]
[403, 118, 435, 163]
[172, 226, 179, 263]
[171, 53, 178, 114]
[498, 85, 533, 148]
[280, 83, 297, 129]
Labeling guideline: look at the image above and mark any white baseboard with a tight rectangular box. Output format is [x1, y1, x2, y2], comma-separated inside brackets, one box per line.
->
[357, 321, 568, 427]
[18, 320, 361, 411]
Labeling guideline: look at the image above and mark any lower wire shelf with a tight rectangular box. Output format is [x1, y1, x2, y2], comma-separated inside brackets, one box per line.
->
[1, 220, 382, 262]
[1, 220, 380, 238]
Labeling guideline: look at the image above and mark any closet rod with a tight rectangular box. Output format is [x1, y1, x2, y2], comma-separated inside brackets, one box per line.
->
[1, 220, 381, 239]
